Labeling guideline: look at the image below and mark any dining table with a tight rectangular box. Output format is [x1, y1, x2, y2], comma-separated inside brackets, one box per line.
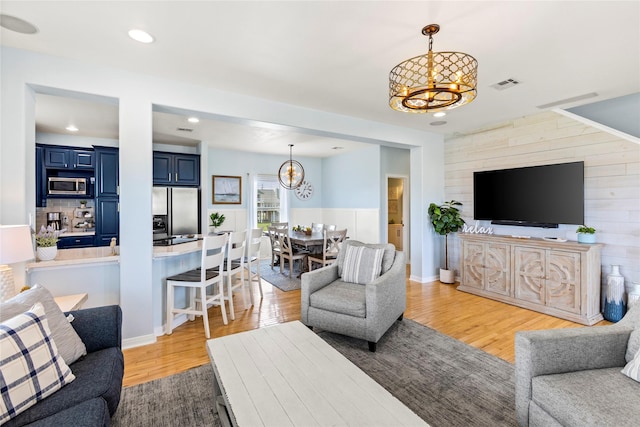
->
[288, 231, 325, 252]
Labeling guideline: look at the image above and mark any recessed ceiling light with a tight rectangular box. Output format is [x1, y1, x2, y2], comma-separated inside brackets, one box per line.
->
[187, 117, 200, 123]
[65, 125, 79, 132]
[128, 29, 154, 44]
[0, 14, 38, 34]
[433, 112, 446, 118]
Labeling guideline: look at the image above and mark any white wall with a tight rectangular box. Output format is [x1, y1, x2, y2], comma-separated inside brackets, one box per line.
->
[444, 111, 640, 287]
[1, 47, 444, 344]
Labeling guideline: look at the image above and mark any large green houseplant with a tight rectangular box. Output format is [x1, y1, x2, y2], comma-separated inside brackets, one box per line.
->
[428, 200, 465, 283]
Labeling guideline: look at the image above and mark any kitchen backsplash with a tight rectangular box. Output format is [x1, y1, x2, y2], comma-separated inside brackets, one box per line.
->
[36, 198, 94, 232]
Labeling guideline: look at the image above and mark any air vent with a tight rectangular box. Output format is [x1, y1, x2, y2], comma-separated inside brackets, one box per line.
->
[490, 78, 520, 91]
[176, 127, 193, 132]
[430, 121, 447, 126]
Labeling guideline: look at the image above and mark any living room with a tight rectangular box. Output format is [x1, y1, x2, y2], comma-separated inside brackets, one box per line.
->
[1, 2, 639, 426]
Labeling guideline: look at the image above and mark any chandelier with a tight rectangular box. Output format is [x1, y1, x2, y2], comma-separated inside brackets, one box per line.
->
[278, 144, 305, 189]
[389, 24, 477, 113]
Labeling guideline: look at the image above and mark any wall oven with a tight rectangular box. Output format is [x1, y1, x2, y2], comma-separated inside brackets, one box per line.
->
[47, 177, 88, 195]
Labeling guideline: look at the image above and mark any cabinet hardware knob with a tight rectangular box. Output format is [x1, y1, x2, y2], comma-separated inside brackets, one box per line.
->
[168, 173, 171, 182]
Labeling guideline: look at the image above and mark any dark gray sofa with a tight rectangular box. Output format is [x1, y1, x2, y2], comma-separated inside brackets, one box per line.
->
[515, 304, 639, 426]
[5, 305, 124, 427]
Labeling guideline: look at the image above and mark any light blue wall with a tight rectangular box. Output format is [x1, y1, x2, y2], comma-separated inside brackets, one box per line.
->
[207, 148, 323, 209]
[380, 146, 411, 175]
[322, 145, 381, 208]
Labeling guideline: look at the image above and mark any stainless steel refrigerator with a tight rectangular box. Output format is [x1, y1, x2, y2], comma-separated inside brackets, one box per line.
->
[152, 187, 200, 238]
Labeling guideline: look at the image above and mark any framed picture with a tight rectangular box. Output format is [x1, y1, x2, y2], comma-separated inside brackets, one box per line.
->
[212, 175, 242, 204]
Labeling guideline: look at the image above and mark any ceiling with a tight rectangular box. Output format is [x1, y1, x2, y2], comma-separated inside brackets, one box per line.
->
[3, 1, 640, 156]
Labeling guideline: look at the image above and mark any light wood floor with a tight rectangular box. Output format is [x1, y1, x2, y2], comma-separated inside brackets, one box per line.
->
[122, 273, 609, 387]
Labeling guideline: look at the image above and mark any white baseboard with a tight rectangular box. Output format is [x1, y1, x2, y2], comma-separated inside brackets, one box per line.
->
[123, 334, 156, 350]
[409, 274, 439, 283]
[153, 314, 188, 337]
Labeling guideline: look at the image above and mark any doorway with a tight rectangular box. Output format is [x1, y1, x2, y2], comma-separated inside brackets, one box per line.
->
[387, 176, 409, 259]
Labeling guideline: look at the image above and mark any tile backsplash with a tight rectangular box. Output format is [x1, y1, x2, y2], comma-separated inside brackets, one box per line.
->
[36, 199, 94, 232]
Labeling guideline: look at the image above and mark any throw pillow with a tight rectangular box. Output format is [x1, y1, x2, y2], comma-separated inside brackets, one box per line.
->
[0, 284, 86, 365]
[337, 241, 396, 277]
[621, 346, 640, 383]
[0, 303, 76, 424]
[341, 245, 385, 285]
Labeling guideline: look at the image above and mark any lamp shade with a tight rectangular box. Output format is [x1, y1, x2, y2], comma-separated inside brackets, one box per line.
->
[0, 225, 35, 264]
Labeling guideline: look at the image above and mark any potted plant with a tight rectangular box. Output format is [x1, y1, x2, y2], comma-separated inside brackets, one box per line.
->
[428, 200, 465, 284]
[35, 225, 59, 261]
[80, 200, 87, 208]
[210, 212, 225, 233]
[576, 225, 596, 243]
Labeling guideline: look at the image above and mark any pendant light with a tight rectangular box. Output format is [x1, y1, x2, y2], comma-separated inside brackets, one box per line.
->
[278, 144, 305, 189]
[389, 24, 478, 113]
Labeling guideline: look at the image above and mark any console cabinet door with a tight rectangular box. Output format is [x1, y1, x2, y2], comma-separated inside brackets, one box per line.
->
[462, 241, 485, 290]
[546, 250, 581, 314]
[514, 246, 545, 305]
[484, 243, 511, 296]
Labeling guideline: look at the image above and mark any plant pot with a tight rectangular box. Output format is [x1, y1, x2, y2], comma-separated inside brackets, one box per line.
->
[439, 268, 455, 284]
[37, 246, 57, 261]
[577, 233, 596, 243]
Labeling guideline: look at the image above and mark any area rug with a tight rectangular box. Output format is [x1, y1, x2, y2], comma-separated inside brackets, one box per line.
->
[112, 319, 515, 427]
[258, 259, 301, 291]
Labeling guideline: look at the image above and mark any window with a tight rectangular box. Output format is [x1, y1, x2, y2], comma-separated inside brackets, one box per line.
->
[255, 175, 282, 231]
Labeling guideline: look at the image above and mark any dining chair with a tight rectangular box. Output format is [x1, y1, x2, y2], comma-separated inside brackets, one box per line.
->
[325, 224, 337, 231]
[311, 222, 324, 233]
[278, 230, 309, 277]
[307, 229, 347, 272]
[165, 233, 228, 339]
[267, 226, 283, 269]
[271, 222, 289, 229]
[244, 228, 263, 300]
[221, 230, 247, 320]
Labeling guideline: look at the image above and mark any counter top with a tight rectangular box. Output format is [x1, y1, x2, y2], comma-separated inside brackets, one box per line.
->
[27, 246, 119, 270]
[152, 239, 202, 258]
[59, 231, 95, 237]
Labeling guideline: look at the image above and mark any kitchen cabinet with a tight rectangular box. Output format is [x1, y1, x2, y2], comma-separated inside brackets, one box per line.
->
[458, 234, 603, 325]
[36, 146, 47, 207]
[94, 146, 119, 246]
[153, 152, 200, 186]
[95, 199, 119, 246]
[44, 147, 94, 170]
[57, 235, 95, 249]
[388, 224, 403, 251]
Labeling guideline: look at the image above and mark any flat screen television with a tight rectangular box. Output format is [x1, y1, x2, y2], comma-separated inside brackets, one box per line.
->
[474, 161, 584, 228]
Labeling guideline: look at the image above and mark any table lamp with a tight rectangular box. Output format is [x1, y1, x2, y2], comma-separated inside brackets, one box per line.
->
[0, 224, 35, 302]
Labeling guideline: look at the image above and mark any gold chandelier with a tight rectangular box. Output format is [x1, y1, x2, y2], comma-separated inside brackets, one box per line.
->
[278, 144, 305, 189]
[389, 24, 477, 113]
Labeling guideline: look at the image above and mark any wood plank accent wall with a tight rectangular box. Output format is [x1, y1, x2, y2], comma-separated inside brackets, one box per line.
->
[444, 111, 640, 288]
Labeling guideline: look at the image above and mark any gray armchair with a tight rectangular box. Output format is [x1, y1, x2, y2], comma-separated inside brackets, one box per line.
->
[301, 240, 406, 352]
[515, 304, 640, 427]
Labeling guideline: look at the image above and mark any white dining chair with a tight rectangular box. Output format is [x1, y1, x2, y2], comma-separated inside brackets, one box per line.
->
[307, 229, 347, 271]
[325, 224, 337, 231]
[311, 222, 324, 233]
[268, 223, 287, 269]
[244, 228, 263, 300]
[165, 233, 228, 339]
[221, 230, 247, 319]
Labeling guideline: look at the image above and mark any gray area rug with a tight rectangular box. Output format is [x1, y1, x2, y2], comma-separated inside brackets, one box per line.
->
[258, 259, 301, 291]
[112, 319, 515, 427]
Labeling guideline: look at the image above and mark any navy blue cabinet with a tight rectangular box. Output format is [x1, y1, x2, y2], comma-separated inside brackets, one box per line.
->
[153, 152, 199, 186]
[57, 235, 95, 249]
[44, 147, 94, 169]
[94, 146, 119, 246]
[36, 146, 47, 207]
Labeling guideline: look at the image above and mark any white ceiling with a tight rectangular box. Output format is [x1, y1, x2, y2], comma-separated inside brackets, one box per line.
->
[4, 1, 640, 156]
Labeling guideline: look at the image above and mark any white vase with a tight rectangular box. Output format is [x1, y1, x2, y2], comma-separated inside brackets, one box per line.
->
[37, 246, 57, 261]
[628, 283, 640, 310]
[604, 265, 626, 322]
[439, 268, 455, 284]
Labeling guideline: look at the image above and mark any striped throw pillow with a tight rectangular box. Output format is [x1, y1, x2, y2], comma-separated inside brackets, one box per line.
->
[0, 303, 75, 424]
[622, 347, 640, 382]
[341, 245, 385, 285]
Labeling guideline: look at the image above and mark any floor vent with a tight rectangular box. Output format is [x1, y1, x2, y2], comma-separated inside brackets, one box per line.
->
[490, 78, 520, 91]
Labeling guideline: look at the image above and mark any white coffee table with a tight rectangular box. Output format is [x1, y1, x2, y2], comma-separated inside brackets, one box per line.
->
[206, 321, 428, 427]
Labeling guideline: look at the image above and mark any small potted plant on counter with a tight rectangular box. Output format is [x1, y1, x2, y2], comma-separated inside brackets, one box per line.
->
[428, 200, 465, 284]
[576, 225, 596, 243]
[80, 200, 87, 209]
[35, 225, 61, 261]
[210, 212, 225, 233]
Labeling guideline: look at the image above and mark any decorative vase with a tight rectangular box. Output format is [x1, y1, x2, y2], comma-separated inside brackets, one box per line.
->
[37, 246, 57, 261]
[604, 265, 626, 322]
[628, 283, 640, 310]
[577, 233, 596, 243]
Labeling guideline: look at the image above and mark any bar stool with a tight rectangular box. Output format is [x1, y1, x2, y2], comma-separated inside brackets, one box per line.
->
[221, 231, 247, 319]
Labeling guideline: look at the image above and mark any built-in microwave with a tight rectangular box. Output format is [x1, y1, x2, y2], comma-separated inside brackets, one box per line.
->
[47, 177, 88, 195]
